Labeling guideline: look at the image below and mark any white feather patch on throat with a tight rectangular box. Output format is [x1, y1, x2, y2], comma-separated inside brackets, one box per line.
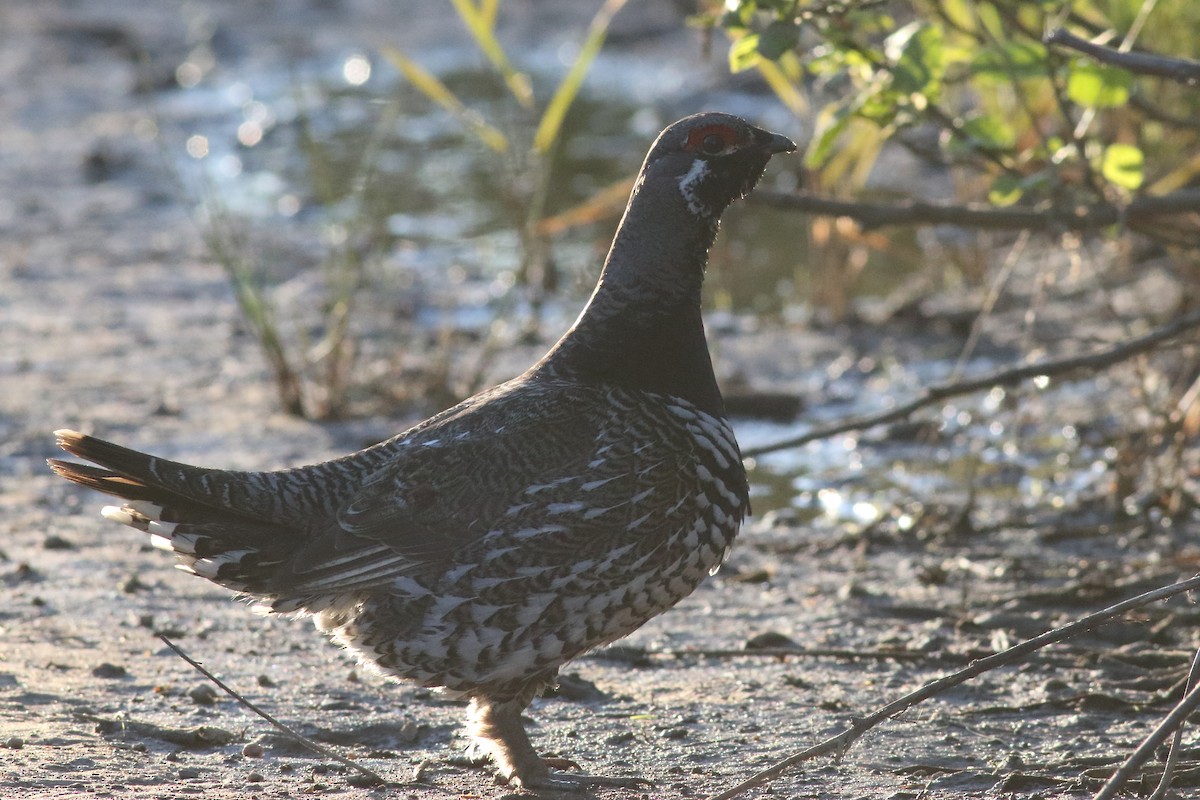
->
[678, 158, 712, 216]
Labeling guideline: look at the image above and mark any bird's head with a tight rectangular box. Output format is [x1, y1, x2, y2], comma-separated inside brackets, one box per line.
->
[639, 112, 796, 219]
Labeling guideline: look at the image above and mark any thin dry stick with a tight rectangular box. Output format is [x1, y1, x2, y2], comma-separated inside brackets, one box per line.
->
[750, 186, 1200, 231]
[665, 647, 934, 662]
[158, 635, 392, 787]
[1135, 644, 1200, 800]
[1094, 666, 1200, 800]
[706, 573, 1200, 800]
[742, 307, 1200, 458]
[950, 229, 1029, 379]
[1154, 645, 1200, 799]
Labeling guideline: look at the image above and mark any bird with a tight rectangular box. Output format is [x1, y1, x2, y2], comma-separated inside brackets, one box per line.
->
[49, 112, 795, 792]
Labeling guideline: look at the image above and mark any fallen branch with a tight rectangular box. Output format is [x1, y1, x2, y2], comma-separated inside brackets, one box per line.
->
[706, 573, 1200, 800]
[742, 307, 1200, 458]
[667, 646, 935, 662]
[749, 187, 1200, 231]
[1045, 28, 1200, 85]
[159, 635, 391, 787]
[1094, 665, 1200, 800]
[1109, 644, 1200, 800]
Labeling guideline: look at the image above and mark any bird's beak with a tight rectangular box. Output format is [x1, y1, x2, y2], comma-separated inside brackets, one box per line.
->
[759, 131, 797, 154]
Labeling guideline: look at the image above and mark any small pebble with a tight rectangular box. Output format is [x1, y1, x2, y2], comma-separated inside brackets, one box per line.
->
[120, 574, 149, 593]
[246, 771, 264, 782]
[12, 563, 39, 583]
[743, 631, 798, 650]
[92, 663, 128, 679]
[242, 743, 265, 758]
[132, 743, 147, 753]
[256, 674, 276, 688]
[5, 737, 24, 749]
[43, 535, 75, 550]
[178, 767, 201, 779]
[188, 684, 218, 705]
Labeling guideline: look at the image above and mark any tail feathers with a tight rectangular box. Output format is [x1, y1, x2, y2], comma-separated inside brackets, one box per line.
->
[49, 430, 295, 596]
[47, 460, 166, 505]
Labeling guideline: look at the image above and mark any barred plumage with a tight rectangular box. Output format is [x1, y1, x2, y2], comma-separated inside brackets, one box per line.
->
[49, 112, 794, 792]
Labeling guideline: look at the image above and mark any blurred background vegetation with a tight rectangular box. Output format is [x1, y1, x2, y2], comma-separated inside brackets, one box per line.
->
[185, 0, 1200, 424]
[711, 0, 1200, 318]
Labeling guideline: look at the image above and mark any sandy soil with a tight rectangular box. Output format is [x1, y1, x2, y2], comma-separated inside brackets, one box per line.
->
[3, 1, 1200, 799]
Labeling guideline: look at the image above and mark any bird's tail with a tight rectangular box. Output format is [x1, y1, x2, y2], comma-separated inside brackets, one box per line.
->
[48, 429, 295, 597]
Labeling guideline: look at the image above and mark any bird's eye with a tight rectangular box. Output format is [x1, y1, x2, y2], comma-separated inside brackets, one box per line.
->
[685, 124, 741, 155]
[700, 134, 726, 154]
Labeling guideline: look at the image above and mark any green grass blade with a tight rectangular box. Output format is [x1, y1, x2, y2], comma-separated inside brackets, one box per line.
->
[450, 0, 533, 108]
[381, 45, 509, 152]
[533, 0, 628, 154]
[479, 0, 499, 29]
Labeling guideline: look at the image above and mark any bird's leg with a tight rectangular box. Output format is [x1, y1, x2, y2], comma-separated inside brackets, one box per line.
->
[467, 694, 550, 787]
[465, 694, 650, 792]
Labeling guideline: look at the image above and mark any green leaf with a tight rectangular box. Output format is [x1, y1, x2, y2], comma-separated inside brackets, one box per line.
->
[940, 0, 975, 32]
[976, 3, 1004, 42]
[961, 113, 1016, 150]
[757, 20, 799, 61]
[970, 41, 1049, 82]
[755, 54, 806, 115]
[805, 50, 845, 77]
[1067, 61, 1131, 109]
[988, 174, 1023, 206]
[720, 1, 755, 29]
[381, 46, 508, 152]
[534, 0, 628, 154]
[857, 88, 901, 125]
[805, 104, 851, 169]
[729, 33, 761, 73]
[1101, 143, 1144, 190]
[887, 22, 944, 97]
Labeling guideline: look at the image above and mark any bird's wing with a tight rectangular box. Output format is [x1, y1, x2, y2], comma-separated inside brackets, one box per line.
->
[275, 382, 704, 595]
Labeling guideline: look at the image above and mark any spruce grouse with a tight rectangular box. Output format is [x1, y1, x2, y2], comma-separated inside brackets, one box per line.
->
[50, 112, 795, 791]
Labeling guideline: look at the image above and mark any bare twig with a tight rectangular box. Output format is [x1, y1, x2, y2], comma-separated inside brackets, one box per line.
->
[1129, 93, 1200, 131]
[158, 635, 392, 787]
[666, 647, 936, 662]
[743, 307, 1200, 458]
[1094, 653, 1200, 800]
[1045, 28, 1200, 85]
[706, 573, 1200, 800]
[1144, 644, 1200, 800]
[749, 187, 1200, 231]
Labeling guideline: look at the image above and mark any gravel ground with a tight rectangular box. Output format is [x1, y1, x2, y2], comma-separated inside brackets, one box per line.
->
[4, 2, 1200, 799]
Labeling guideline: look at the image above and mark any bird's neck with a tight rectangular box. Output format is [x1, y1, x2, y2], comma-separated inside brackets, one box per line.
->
[534, 178, 726, 415]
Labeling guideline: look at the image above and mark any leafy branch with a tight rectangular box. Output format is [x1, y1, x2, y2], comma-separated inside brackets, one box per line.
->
[712, 0, 1200, 218]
